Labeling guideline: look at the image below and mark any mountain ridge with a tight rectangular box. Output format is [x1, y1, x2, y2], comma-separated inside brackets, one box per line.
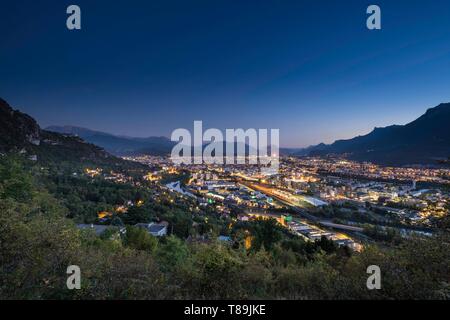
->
[46, 125, 175, 156]
[3, 98, 450, 166]
[296, 102, 450, 166]
[0, 98, 143, 168]
[46, 125, 280, 156]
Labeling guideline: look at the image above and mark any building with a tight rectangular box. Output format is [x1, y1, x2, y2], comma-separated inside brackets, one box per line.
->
[135, 222, 169, 237]
[77, 224, 124, 236]
[217, 235, 232, 243]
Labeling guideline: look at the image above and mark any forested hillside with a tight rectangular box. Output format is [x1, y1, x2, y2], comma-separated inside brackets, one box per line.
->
[1, 155, 449, 300]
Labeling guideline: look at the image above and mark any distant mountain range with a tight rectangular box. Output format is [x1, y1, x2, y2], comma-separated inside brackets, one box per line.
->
[46, 126, 279, 157]
[294, 103, 450, 166]
[2, 97, 449, 167]
[46, 125, 175, 156]
[0, 98, 142, 168]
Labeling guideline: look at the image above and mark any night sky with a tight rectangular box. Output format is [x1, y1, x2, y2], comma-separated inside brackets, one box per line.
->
[1, 0, 450, 147]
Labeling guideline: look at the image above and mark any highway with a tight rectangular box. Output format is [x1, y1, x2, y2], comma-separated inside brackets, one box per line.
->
[241, 181, 320, 221]
[318, 221, 364, 232]
[240, 180, 365, 234]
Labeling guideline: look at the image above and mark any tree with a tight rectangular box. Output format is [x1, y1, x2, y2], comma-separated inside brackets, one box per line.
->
[122, 205, 152, 225]
[124, 226, 158, 252]
[0, 200, 81, 299]
[248, 218, 284, 251]
[175, 243, 245, 299]
[156, 236, 188, 272]
[0, 155, 33, 202]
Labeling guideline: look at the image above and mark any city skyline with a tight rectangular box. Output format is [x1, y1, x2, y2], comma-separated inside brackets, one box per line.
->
[2, 0, 450, 148]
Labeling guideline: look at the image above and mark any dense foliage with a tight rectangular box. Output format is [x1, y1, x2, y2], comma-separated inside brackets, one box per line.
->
[0, 155, 449, 300]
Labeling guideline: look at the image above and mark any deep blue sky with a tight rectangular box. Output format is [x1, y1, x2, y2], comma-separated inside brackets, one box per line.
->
[1, 0, 450, 147]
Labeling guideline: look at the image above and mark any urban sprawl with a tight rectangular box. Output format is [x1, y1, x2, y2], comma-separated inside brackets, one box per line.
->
[83, 156, 450, 251]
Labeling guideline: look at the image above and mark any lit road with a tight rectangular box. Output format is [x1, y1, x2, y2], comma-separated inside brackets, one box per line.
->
[241, 181, 320, 222]
[240, 181, 365, 234]
[318, 221, 364, 232]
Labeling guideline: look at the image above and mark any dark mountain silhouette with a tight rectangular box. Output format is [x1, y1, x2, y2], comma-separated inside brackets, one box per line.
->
[46, 126, 280, 157]
[0, 98, 142, 168]
[5, 97, 449, 166]
[296, 103, 450, 166]
[0, 98, 41, 152]
[46, 125, 175, 156]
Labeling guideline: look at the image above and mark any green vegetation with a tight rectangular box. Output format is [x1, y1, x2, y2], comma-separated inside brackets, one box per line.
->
[1, 155, 449, 300]
[124, 226, 158, 252]
[362, 225, 403, 244]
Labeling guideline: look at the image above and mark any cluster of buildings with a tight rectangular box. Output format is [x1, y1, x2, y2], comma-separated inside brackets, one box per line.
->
[85, 154, 448, 246]
[283, 157, 450, 185]
[84, 168, 134, 184]
[288, 220, 361, 251]
[77, 221, 168, 238]
[273, 157, 449, 226]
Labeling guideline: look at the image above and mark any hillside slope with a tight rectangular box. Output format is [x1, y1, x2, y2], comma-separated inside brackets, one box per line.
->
[0, 98, 143, 169]
[46, 125, 175, 156]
